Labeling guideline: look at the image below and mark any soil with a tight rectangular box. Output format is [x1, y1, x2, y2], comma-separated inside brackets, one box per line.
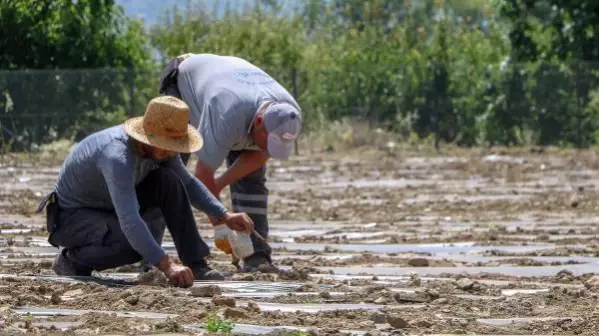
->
[2, 145, 599, 335]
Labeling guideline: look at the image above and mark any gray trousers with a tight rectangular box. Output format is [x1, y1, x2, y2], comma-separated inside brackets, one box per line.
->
[49, 167, 211, 272]
[181, 151, 271, 262]
[226, 150, 271, 262]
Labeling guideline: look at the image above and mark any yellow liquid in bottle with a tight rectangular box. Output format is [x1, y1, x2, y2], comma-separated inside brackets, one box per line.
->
[215, 238, 233, 254]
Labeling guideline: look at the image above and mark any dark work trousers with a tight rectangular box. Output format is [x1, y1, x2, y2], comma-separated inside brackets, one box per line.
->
[226, 150, 271, 262]
[49, 167, 211, 272]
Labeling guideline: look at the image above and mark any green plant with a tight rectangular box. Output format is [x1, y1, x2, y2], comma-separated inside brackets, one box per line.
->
[290, 331, 311, 336]
[204, 314, 235, 334]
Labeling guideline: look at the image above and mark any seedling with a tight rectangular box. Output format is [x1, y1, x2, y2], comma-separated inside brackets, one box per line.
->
[290, 331, 311, 336]
[204, 314, 235, 334]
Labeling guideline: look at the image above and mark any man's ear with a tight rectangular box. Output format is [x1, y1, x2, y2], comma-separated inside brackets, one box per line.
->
[255, 114, 263, 125]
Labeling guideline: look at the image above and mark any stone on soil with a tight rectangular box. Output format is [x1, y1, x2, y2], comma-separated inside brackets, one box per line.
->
[124, 294, 139, 305]
[212, 295, 236, 307]
[387, 314, 408, 329]
[369, 311, 387, 324]
[190, 285, 222, 297]
[585, 275, 599, 289]
[407, 272, 421, 287]
[412, 319, 433, 328]
[374, 296, 387, 304]
[408, 258, 429, 267]
[433, 298, 449, 304]
[246, 301, 261, 313]
[456, 278, 475, 290]
[394, 292, 431, 303]
[137, 269, 168, 287]
[223, 307, 249, 319]
[319, 291, 332, 299]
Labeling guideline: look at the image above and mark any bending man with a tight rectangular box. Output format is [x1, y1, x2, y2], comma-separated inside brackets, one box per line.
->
[159, 53, 302, 272]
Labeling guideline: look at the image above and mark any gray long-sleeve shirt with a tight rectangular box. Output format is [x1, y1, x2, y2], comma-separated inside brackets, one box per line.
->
[54, 125, 228, 265]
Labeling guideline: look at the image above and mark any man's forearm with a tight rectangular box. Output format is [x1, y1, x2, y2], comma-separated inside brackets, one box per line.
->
[194, 160, 225, 226]
[194, 160, 219, 197]
[216, 150, 269, 190]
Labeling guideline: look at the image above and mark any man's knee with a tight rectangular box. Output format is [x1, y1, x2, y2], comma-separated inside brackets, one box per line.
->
[67, 240, 142, 272]
[145, 167, 185, 192]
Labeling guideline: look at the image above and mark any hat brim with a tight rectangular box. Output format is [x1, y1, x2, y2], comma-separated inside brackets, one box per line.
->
[267, 132, 293, 160]
[123, 117, 203, 154]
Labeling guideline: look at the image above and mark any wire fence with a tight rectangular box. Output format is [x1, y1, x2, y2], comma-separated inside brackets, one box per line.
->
[2, 61, 599, 151]
[0, 67, 305, 152]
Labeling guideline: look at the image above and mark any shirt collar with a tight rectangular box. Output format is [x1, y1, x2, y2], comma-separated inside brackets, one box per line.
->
[247, 100, 275, 135]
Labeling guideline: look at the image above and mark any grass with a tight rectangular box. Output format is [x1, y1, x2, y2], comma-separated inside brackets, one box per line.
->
[3, 119, 599, 168]
[290, 331, 311, 336]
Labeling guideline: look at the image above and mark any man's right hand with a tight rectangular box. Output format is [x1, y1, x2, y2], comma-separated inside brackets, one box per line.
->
[222, 211, 254, 233]
[157, 257, 194, 288]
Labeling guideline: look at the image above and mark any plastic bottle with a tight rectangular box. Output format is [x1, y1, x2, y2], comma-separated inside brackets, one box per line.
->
[214, 224, 233, 254]
[229, 231, 254, 259]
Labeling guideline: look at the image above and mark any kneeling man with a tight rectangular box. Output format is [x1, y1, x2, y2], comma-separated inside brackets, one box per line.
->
[38, 96, 253, 288]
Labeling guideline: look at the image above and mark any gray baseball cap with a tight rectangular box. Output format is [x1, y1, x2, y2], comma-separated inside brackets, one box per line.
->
[263, 102, 301, 159]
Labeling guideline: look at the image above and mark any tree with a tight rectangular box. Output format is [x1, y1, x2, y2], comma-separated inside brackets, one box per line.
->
[496, 0, 599, 147]
[0, 0, 152, 150]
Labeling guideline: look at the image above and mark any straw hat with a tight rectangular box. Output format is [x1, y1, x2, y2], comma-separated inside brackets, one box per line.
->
[124, 96, 203, 153]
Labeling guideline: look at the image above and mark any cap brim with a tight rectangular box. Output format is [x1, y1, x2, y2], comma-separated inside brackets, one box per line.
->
[123, 117, 203, 153]
[267, 133, 293, 159]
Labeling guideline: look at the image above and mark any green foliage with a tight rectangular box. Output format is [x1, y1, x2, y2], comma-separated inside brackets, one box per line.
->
[3, 0, 599, 150]
[289, 331, 311, 336]
[0, 0, 152, 150]
[204, 314, 235, 334]
[494, 0, 599, 147]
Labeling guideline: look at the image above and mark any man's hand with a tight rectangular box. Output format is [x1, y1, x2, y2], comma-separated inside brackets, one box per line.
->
[157, 256, 194, 288]
[222, 211, 254, 233]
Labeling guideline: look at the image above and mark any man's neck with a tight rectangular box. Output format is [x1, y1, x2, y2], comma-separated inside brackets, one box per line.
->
[249, 101, 273, 134]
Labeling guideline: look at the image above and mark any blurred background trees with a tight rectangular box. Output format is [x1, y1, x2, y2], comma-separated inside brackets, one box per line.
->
[2, 0, 599, 150]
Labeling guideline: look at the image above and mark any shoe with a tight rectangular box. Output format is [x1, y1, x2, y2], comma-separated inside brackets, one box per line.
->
[241, 253, 278, 273]
[190, 258, 225, 280]
[53, 249, 92, 276]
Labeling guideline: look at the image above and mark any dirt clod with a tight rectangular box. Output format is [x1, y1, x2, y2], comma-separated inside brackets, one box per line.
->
[407, 272, 421, 287]
[212, 295, 236, 307]
[223, 307, 249, 319]
[408, 258, 429, 267]
[584, 275, 599, 290]
[137, 269, 168, 287]
[319, 291, 332, 299]
[387, 314, 409, 329]
[246, 301, 261, 313]
[369, 311, 387, 323]
[124, 294, 139, 305]
[456, 278, 475, 290]
[191, 285, 222, 297]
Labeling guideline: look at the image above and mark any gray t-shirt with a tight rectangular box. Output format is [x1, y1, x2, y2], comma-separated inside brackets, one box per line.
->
[176, 53, 301, 170]
[54, 125, 228, 265]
